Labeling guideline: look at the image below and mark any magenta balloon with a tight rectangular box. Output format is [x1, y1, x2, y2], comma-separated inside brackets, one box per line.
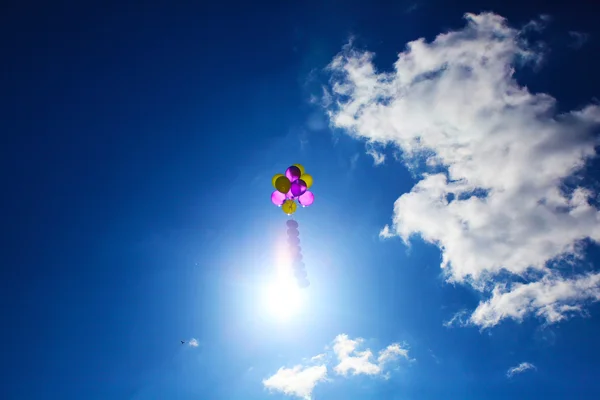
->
[271, 190, 286, 206]
[285, 166, 301, 182]
[290, 179, 307, 197]
[285, 188, 294, 199]
[298, 191, 314, 207]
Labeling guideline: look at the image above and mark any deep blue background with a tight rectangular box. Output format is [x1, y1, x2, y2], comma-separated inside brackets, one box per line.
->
[1, 0, 599, 399]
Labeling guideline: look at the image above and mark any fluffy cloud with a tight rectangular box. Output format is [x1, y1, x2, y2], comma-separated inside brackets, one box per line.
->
[325, 12, 600, 328]
[263, 334, 412, 398]
[507, 362, 536, 377]
[333, 334, 411, 376]
[263, 364, 328, 400]
[470, 273, 600, 328]
[188, 338, 199, 347]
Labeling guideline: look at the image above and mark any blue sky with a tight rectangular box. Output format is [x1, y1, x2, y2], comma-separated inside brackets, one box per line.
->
[2, 0, 600, 399]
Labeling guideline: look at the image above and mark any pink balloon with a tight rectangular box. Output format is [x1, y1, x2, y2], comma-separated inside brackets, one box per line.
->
[285, 188, 294, 199]
[271, 190, 286, 206]
[298, 191, 314, 206]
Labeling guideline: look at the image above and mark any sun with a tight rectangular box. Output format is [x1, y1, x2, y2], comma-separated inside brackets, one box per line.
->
[262, 269, 304, 321]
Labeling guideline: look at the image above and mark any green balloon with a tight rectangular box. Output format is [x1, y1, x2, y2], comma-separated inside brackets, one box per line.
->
[275, 176, 291, 194]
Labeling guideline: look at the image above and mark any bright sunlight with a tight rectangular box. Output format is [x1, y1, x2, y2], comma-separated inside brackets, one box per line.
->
[262, 269, 304, 321]
[261, 239, 306, 321]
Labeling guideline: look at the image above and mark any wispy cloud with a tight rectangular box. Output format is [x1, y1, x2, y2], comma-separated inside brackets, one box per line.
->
[428, 349, 441, 364]
[325, 12, 600, 329]
[264, 334, 412, 398]
[188, 338, 199, 347]
[366, 143, 386, 166]
[443, 310, 469, 328]
[405, 3, 419, 14]
[350, 153, 360, 170]
[507, 362, 536, 378]
[568, 31, 589, 49]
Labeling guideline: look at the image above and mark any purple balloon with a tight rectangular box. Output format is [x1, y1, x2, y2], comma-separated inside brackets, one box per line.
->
[290, 179, 307, 197]
[285, 188, 294, 199]
[271, 190, 286, 206]
[298, 191, 314, 207]
[286, 220, 299, 229]
[287, 228, 299, 237]
[285, 166, 301, 182]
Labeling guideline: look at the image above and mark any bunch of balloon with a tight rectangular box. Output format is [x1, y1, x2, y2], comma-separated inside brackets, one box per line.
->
[270, 164, 314, 214]
[271, 164, 315, 288]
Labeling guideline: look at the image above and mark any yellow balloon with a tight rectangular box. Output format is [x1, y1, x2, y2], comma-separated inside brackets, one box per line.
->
[272, 173, 284, 189]
[293, 164, 306, 176]
[282, 199, 297, 215]
[301, 174, 313, 188]
[275, 176, 291, 194]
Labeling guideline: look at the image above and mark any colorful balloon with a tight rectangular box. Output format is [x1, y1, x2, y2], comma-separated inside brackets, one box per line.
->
[285, 166, 302, 182]
[286, 220, 299, 229]
[271, 190, 286, 206]
[290, 179, 307, 197]
[298, 191, 315, 207]
[275, 176, 291, 194]
[272, 173, 284, 189]
[301, 174, 313, 188]
[292, 164, 306, 175]
[282, 199, 297, 215]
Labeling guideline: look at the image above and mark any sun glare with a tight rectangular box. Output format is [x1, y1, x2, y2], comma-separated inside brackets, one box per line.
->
[263, 270, 304, 321]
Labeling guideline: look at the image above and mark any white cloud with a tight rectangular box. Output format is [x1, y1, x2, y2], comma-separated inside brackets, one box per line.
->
[325, 12, 600, 328]
[366, 143, 386, 165]
[333, 334, 381, 376]
[470, 273, 600, 329]
[264, 334, 412, 398]
[263, 364, 328, 400]
[332, 334, 411, 376]
[379, 224, 394, 239]
[378, 343, 411, 364]
[443, 310, 469, 328]
[188, 338, 199, 347]
[507, 362, 536, 377]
